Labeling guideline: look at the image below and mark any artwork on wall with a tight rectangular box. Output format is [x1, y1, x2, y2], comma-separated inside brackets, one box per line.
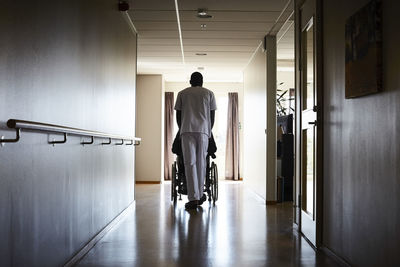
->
[345, 0, 382, 98]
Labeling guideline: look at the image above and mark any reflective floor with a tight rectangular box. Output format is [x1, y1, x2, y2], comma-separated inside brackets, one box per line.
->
[77, 182, 338, 267]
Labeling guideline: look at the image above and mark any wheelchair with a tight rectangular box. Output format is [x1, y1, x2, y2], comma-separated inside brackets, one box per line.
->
[171, 154, 218, 203]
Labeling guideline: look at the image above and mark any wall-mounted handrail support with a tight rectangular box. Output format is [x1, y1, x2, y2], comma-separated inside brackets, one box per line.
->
[116, 139, 124, 145]
[126, 140, 133, 145]
[0, 128, 21, 143]
[49, 133, 67, 145]
[102, 138, 112, 145]
[81, 136, 94, 145]
[2, 119, 141, 147]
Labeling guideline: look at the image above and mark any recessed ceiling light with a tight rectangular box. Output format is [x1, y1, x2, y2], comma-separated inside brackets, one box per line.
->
[198, 9, 207, 16]
[195, 53, 207, 56]
[197, 9, 213, 19]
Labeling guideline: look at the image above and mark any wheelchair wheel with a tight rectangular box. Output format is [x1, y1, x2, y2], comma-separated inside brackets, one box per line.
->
[171, 162, 177, 202]
[211, 162, 218, 203]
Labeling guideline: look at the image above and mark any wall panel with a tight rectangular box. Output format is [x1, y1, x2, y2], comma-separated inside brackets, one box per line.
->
[323, 0, 400, 265]
[243, 46, 267, 199]
[0, 1, 137, 266]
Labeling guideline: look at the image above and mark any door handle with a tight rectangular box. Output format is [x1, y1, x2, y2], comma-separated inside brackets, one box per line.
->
[308, 120, 317, 125]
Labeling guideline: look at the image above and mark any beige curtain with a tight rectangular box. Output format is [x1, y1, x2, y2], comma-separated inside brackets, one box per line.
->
[164, 92, 174, 180]
[225, 92, 240, 180]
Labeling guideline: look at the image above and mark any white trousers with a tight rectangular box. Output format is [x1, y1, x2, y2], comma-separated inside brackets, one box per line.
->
[181, 133, 209, 201]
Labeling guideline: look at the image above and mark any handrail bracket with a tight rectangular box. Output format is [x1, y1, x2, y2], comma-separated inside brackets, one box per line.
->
[49, 133, 67, 145]
[0, 128, 21, 144]
[81, 136, 94, 145]
[102, 138, 112, 145]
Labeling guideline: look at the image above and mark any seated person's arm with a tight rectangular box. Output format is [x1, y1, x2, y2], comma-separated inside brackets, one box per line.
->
[176, 110, 182, 128]
[211, 110, 215, 129]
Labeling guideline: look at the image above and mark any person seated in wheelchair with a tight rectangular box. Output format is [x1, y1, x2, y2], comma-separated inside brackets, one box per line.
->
[172, 130, 217, 197]
[173, 72, 217, 209]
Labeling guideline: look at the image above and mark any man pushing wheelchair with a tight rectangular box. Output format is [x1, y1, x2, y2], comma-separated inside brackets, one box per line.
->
[172, 72, 217, 209]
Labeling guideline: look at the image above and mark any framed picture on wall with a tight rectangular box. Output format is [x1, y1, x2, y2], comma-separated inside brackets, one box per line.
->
[345, 0, 382, 98]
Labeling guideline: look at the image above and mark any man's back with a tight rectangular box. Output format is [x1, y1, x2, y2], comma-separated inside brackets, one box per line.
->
[175, 86, 217, 137]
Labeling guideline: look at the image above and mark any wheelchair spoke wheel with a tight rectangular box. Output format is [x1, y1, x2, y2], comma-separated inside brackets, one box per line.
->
[211, 162, 218, 203]
[214, 163, 219, 202]
[171, 162, 177, 202]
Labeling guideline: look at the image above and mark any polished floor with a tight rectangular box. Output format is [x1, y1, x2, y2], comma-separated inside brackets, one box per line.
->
[77, 182, 338, 267]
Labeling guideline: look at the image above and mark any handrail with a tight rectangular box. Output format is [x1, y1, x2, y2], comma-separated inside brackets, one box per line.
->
[0, 119, 141, 146]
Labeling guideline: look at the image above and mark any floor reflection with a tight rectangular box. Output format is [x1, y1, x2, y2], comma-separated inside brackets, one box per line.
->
[78, 182, 338, 267]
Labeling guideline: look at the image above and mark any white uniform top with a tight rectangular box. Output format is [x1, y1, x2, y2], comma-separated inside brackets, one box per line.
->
[174, 86, 217, 137]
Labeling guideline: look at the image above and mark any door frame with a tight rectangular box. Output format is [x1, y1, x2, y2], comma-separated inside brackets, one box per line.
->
[294, 0, 324, 248]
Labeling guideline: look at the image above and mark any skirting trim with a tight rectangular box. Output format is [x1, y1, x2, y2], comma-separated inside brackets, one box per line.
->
[135, 181, 162, 184]
[319, 246, 352, 267]
[63, 201, 135, 267]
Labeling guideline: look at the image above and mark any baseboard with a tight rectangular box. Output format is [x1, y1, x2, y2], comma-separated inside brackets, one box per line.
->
[135, 181, 161, 184]
[320, 246, 352, 267]
[63, 201, 135, 267]
[266, 200, 277, 205]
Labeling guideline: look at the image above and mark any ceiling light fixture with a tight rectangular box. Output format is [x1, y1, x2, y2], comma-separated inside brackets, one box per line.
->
[195, 53, 207, 56]
[197, 9, 213, 19]
[174, 0, 185, 65]
[200, 24, 207, 29]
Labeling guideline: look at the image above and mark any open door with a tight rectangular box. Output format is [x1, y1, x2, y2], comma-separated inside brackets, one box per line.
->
[301, 16, 317, 245]
[296, 0, 322, 247]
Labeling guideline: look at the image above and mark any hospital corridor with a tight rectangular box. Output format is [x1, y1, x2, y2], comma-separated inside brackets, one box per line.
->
[1, 0, 399, 266]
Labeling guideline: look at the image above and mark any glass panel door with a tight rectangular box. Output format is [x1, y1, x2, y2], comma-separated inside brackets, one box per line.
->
[300, 17, 317, 245]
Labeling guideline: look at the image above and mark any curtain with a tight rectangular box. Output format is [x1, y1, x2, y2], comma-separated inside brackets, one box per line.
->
[225, 92, 240, 180]
[164, 92, 174, 180]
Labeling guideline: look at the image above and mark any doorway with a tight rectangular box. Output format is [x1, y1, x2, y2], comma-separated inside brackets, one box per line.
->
[276, 17, 295, 203]
[295, 0, 323, 247]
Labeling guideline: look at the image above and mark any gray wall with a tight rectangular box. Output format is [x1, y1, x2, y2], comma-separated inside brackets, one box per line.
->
[0, 1, 137, 266]
[323, 0, 400, 266]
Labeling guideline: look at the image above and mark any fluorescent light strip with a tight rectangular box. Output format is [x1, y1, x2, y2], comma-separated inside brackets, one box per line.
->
[174, 0, 185, 65]
[244, 0, 293, 71]
[122, 11, 138, 34]
[243, 41, 263, 71]
[277, 20, 294, 44]
[268, 0, 293, 35]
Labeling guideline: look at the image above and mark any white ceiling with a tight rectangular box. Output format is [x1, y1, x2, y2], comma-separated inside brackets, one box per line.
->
[129, 0, 294, 82]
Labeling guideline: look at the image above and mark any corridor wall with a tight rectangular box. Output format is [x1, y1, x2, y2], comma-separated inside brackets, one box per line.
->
[0, 1, 137, 266]
[243, 46, 267, 200]
[322, 0, 400, 265]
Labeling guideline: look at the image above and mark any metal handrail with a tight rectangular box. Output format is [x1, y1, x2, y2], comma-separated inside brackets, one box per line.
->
[0, 119, 141, 146]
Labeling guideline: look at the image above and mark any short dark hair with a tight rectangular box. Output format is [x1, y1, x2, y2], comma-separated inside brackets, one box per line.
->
[190, 72, 203, 86]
